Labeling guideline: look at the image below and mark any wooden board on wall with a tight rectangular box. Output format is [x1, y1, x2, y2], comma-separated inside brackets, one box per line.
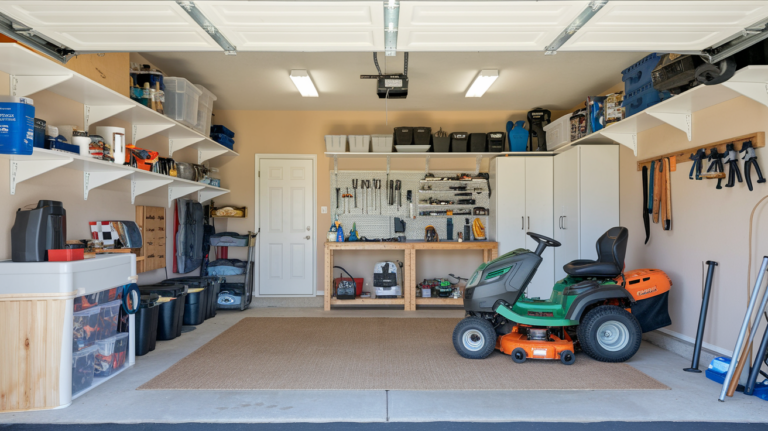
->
[136, 206, 166, 274]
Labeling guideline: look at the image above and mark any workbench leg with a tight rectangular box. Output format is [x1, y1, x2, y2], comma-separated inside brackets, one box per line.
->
[406, 249, 416, 311]
[483, 249, 490, 263]
[324, 248, 332, 311]
[491, 247, 498, 260]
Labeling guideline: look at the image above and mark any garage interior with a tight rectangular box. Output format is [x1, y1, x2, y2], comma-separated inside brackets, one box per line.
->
[1, 0, 768, 426]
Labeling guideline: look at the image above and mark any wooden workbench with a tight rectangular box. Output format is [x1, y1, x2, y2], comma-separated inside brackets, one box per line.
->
[324, 241, 498, 311]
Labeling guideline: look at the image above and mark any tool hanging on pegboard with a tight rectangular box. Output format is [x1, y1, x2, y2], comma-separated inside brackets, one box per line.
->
[352, 179, 358, 208]
[396, 180, 402, 208]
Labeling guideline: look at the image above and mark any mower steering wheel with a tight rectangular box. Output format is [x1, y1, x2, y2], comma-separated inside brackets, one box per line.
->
[527, 232, 561, 254]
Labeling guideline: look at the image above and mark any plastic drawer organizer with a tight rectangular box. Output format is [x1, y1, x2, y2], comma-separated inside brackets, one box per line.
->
[0, 255, 137, 411]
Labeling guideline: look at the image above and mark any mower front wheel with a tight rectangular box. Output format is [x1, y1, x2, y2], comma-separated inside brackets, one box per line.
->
[511, 347, 527, 363]
[578, 305, 642, 363]
[560, 350, 576, 365]
[453, 317, 497, 359]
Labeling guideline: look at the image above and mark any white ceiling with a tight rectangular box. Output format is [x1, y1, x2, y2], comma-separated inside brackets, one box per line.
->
[137, 50, 646, 111]
[1, 1, 767, 52]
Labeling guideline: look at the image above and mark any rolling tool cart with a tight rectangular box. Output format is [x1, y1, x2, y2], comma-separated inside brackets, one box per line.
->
[208, 231, 258, 311]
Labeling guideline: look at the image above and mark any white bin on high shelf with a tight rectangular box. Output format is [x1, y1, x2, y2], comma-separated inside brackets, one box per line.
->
[164, 77, 202, 129]
[325, 135, 347, 152]
[349, 135, 371, 152]
[543, 113, 572, 150]
[371, 134, 394, 152]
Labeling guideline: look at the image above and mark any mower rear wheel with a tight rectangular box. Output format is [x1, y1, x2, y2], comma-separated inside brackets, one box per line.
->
[560, 350, 576, 365]
[453, 317, 496, 359]
[511, 347, 527, 363]
[578, 305, 642, 363]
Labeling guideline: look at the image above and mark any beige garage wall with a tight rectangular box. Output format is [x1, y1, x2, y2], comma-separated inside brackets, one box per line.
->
[620, 96, 768, 353]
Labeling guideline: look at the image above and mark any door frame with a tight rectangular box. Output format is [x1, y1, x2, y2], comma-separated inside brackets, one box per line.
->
[254, 154, 318, 297]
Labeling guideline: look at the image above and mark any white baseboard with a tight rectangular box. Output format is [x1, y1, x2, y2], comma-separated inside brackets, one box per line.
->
[655, 328, 733, 357]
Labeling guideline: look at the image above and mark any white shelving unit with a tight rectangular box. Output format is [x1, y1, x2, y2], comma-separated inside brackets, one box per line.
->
[0, 43, 233, 205]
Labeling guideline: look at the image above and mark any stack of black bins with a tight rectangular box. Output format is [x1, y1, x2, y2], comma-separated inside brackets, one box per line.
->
[138, 284, 188, 341]
[136, 294, 160, 356]
[158, 277, 222, 325]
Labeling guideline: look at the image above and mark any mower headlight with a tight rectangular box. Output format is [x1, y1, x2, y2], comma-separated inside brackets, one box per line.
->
[467, 270, 481, 288]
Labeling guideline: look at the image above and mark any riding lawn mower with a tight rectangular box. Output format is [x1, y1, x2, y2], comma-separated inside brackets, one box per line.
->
[453, 227, 671, 364]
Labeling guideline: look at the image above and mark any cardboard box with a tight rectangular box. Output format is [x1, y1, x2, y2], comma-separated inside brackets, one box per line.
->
[605, 92, 624, 126]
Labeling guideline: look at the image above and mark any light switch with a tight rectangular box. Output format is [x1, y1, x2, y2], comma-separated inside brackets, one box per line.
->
[321, 206, 328, 214]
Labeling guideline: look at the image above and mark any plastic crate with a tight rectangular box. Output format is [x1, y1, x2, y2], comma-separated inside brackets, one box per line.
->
[622, 53, 662, 95]
[623, 82, 670, 118]
[371, 134, 393, 152]
[543, 114, 571, 150]
[325, 135, 347, 152]
[73, 307, 100, 351]
[210, 125, 234, 138]
[164, 77, 202, 128]
[72, 345, 97, 395]
[211, 132, 235, 150]
[194, 85, 217, 137]
[94, 336, 117, 378]
[98, 300, 121, 340]
[113, 333, 129, 371]
[349, 135, 371, 153]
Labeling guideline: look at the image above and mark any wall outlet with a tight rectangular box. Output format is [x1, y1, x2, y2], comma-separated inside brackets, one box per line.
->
[321, 206, 328, 214]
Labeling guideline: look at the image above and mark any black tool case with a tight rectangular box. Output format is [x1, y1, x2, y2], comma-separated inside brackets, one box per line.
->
[487, 132, 506, 152]
[469, 133, 487, 152]
[450, 132, 469, 152]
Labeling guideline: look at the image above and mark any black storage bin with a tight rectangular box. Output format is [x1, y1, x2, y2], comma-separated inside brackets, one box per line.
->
[139, 284, 188, 341]
[450, 132, 469, 152]
[433, 135, 450, 152]
[135, 294, 159, 356]
[394, 127, 413, 146]
[487, 132, 506, 152]
[160, 276, 221, 320]
[413, 127, 431, 147]
[469, 133, 487, 152]
[183, 288, 206, 326]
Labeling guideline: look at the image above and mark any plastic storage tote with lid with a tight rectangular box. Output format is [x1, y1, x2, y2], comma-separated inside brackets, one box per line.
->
[73, 307, 100, 352]
[98, 300, 121, 340]
[72, 345, 97, 395]
[94, 335, 117, 377]
[113, 333, 130, 371]
[135, 294, 160, 356]
[139, 284, 188, 340]
[183, 287, 207, 326]
[159, 276, 221, 320]
[164, 77, 202, 128]
[194, 85, 217, 137]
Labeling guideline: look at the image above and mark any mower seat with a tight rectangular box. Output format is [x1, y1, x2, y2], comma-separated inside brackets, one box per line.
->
[563, 227, 628, 278]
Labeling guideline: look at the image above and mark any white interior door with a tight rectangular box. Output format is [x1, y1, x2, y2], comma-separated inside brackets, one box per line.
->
[554, 148, 579, 282]
[493, 157, 526, 254]
[524, 157, 554, 299]
[259, 158, 314, 295]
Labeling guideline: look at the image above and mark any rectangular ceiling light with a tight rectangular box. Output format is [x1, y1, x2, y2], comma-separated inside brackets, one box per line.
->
[290, 70, 319, 97]
[465, 70, 499, 98]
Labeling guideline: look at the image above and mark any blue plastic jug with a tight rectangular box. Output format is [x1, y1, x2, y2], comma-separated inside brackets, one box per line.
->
[506, 121, 528, 152]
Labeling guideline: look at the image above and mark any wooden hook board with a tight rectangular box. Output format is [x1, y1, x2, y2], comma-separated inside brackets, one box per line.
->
[636, 132, 765, 171]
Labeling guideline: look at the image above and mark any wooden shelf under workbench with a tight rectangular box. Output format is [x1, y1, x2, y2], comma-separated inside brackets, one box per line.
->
[324, 241, 498, 310]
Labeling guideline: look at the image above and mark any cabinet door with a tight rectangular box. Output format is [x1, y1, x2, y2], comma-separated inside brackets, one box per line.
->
[493, 157, 527, 254]
[579, 145, 620, 258]
[553, 148, 579, 282]
[524, 157, 554, 299]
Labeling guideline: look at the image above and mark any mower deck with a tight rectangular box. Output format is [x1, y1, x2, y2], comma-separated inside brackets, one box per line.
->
[496, 326, 575, 362]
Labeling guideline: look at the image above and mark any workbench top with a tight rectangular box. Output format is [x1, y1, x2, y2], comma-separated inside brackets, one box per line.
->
[325, 241, 498, 250]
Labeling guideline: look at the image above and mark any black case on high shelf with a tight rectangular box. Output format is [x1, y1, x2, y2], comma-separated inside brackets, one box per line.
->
[394, 127, 413, 146]
[487, 132, 506, 152]
[139, 284, 188, 340]
[450, 132, 469, 152]
[413, 127, 432, 147]
[469, 133, 487, 152]
[433, 135, 450, 152]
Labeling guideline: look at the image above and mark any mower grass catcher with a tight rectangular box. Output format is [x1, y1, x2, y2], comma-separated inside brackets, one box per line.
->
[453, 227, 671, 365]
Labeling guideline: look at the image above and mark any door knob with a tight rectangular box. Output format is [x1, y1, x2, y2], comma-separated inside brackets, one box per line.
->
[307, 226, 311, 231]
[305, 235, 311, 240]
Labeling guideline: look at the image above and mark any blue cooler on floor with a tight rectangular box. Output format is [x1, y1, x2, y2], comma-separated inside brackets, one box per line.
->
[623, 82, 671, 118]
[754, 380, 768, 401]
[0, 96, 35, 155]
[705, 356, 731, 384]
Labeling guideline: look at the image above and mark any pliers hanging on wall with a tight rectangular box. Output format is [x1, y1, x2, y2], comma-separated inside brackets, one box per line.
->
[706, 148, 725, 190]
[689, 148, 706, 180]
[740, 140, 766, 192]
[723, 143, 743, 188]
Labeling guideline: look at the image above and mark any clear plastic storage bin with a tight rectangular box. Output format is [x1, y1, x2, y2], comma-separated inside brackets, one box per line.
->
[349, 135, 371, 152]
[98, 300, 121, 340]
[73, 307, 100, 351]
[371, 134, 393, 153]
[164, 77, 202, 128]
[194, 85, 217, 137]
[113, 333, 130, 371]
[94, 336, 117, 378]
[72, 345, 97, 395]
[543, 113, 572, 150]
[325, 135, 347, 152]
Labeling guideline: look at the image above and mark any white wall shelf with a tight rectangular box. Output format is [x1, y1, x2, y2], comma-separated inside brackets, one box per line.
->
[1, 148, 229, 207]
[0, 43, 238, 167]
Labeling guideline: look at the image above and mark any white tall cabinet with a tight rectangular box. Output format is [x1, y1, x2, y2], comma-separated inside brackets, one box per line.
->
[490, 156, 554, 299]
[553, 145, 620, 281]
[490, 145, 619, 299]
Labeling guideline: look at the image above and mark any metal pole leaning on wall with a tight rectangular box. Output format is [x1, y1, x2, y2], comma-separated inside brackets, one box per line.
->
[744, 311, 768, 395]
[685, 260, 718, 373]
[719, 256, 768, 401]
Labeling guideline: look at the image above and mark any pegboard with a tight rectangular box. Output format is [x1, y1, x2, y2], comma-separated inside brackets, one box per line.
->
[330, 170, 490, 241]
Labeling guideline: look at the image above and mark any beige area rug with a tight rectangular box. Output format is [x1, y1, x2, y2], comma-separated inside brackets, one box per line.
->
[139, 318, 668, 391]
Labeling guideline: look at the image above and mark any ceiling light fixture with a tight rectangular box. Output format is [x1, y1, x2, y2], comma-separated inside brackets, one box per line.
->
[290, 70, 319, 97]
[465, 70, 499, 98]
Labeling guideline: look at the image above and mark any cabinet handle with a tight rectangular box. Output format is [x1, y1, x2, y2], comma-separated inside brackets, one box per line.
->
[527, 216, 530, 230]
[562, 216, 566, 230]
[558, 216, 562, 229]
[522, 216, 524, 230]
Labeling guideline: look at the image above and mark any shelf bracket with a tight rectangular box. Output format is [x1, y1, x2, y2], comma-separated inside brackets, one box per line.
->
[475, 155, 483, 175]
[133, 124, 173, 144]
[84, 105, 132, 130]
[131, 178, 172, 204]
[10, 158, 73, 195]
[647, 111, 692, 141]
[386, 156, 391, 174]
[10, 74, 72, 97]
[198, 188, 229, 203]
[168, 184, 205, 207]
[722, 81, 768, 108]
[83, 171, 131, 200]
[333, 156, 338, 175]
[169, 138, 205, 156]
[198, 149, 228, 164]
[425, 155, 430, 175]
[601, 132, 638, 156]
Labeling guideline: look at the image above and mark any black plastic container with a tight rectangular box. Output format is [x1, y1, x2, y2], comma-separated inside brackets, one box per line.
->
[469, 133, 487, 152]
[433, 135, 450, 153]
[134, 294, 159, 356]
[413, 127, 432, 146]
[160, 276, 221, 320]
[487, 132, 506, 152]
[183, 288, 206, 326]
[394, 127, 413, 146]
[450, 132, 469, 152]
[139, 284, 187, 341]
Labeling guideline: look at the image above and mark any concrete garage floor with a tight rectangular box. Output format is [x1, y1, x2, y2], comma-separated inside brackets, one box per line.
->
[2, 308, 768, 424]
